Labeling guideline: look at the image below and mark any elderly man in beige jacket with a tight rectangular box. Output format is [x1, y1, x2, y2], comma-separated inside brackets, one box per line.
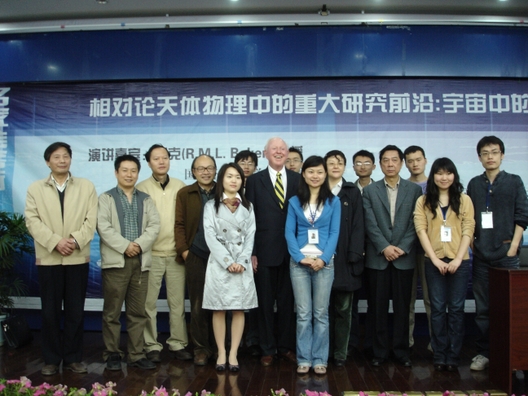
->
[25, 142, 98, 376]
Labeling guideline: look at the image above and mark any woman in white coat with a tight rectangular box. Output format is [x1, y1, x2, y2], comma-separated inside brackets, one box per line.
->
[202, 162, 257, 372]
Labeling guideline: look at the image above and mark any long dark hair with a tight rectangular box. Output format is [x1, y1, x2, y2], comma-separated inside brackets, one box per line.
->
[297, 155, 334, 208]
[425, 157, 464, 219]
[214, 163, 250, 212]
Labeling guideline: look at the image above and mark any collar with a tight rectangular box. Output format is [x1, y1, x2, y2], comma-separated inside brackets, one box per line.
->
[223, 192, 242, 201]
[153, 174, 170, 189]
[268, 166, 286, 178]
[384, 177, 401, 189]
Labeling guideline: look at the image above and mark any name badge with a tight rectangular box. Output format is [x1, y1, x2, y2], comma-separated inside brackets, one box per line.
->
[309, 229, 319, 244]
[441, 225, 452, 242]
[481, 212, 493, 229]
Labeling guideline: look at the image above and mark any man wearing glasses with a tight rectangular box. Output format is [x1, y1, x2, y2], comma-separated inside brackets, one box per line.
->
[352, 150, 377, 194]
[286, 147, 303, 173]
[235, 150, 258, 182]
[467, 135, 528, 371]
[175, 154, 217, 365]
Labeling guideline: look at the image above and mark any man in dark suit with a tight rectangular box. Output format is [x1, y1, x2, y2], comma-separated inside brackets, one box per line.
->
[245, 137, 301, 366]
[362, 145, 422, 367]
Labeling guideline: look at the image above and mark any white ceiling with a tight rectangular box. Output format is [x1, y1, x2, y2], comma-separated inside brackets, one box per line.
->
[1, 0, 528, 33]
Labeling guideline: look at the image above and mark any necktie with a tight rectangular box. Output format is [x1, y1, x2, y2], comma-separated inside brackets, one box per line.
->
[275, 172, 285, 209]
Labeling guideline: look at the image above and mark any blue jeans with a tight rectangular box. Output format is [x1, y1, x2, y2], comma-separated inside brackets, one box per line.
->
[472, 254, 520, 357]
[424, 257, 470, 365]
[290, 258, 334, 367]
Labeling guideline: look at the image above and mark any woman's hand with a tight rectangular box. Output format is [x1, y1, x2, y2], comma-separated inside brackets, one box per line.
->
[446, 258, 462, 274]
[432, 258, 448, 275]
[311, 258, 325, 272]
[228, 263, 245, 273]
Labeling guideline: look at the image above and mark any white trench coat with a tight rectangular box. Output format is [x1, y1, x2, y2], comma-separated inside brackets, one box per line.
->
[202, 199, 258, 310]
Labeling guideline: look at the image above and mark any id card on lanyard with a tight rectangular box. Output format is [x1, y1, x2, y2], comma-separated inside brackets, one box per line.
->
[481, 183, 493, 229]
[440, 206, 452, 242]
[308, 204, 320, 244]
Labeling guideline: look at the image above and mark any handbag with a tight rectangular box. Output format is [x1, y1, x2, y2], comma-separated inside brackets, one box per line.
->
[1, 314, 33, 348]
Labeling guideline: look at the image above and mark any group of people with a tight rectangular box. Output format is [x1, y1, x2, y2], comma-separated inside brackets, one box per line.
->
[24, 135, 528, 378]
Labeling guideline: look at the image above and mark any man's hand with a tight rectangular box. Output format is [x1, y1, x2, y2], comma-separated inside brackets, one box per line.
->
[383, 245, 404, 262]
[182, 250, 189, 261]
[125, 242, 141, 257]
[55, 238, 76, 256]
[251, 256, 258, 273]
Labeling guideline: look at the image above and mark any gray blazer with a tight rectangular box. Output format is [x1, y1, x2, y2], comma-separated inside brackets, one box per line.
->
[363, 178, 422, 270]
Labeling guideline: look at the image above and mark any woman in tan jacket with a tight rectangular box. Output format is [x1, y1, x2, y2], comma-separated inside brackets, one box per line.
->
[414, 157, 475, 372]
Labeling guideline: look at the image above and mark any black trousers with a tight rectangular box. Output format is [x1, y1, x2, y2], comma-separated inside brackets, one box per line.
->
[38, 263, 89, 365]
[254, 256, 296, 356]
[366, 264, 413, 361]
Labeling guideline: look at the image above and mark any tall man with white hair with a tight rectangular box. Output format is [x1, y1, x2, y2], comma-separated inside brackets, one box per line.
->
[245, 137, 301, 366]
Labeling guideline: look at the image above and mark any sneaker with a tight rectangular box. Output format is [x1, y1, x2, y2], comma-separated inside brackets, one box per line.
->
[470, 354, 489, 371]
[106, 353, 122, 371]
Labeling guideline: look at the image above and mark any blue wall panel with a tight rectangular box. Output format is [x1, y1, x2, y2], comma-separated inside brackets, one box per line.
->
[1, 25, 527, 82]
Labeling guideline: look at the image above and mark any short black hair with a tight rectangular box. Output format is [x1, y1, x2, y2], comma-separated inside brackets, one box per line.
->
[115, 154, 141, 172]
[190, 154, 217, 180]
[44, 142, 72, 161]
[234, 150, 258, 167]
[324, 150, 347, 166]
[379, 145, 404, 162]
[289, 147, 303, 161]
[352, 149, 375, 164]
[404, 145, 426, 159]
[144, 144, 170, 162]
[476, 135, 505, 155]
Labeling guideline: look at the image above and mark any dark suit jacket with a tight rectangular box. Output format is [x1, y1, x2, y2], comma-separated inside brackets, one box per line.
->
[363, 178, 422, 271]
[245, 167, 301, 267]
[174, 182, 202, 264]
[333, 180, 365, 292]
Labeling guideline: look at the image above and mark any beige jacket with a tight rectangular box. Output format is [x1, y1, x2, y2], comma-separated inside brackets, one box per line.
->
[136, 175, 186, 257]
[414, 193, 475, 260]
[25, 174, 98, 265]
[97, 188, 160, 271]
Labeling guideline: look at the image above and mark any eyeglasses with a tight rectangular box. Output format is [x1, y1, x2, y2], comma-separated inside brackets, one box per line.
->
[286, 159, 302, 164]
[479, 150, 501, 157]
[193, 166, 216, 173]
[238, 161, 255, 167]
[354, 161, 372, 167]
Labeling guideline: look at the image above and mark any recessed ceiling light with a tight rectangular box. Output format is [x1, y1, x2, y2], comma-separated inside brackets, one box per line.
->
[97, 0, 108, 4]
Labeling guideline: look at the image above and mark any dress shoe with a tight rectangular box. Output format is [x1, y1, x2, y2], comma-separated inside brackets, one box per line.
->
[146, 350, 161, 363]
[215, 363, 226, 371]
[434, 364, 446, 371]
[41, 364, 58, 376]
[334, 358, 346, 367]
[194, 352, 208, 366]
[106, 353, 122, 371]
[64, 362, 88, 373]
[446, 364, 458, 372]
[314, 365, 327, 375]
[371, 358, 385, 367]
[280, 350, 297, 363]
[229, 363, 240, 372]
[128, 358, 156, 370]
[173, 349, 193, 361]
[260, 355, 274, 366]
[397, 358, 412, 367]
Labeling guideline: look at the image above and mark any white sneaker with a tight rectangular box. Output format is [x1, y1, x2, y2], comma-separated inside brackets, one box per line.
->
[470, 354, 489, 371]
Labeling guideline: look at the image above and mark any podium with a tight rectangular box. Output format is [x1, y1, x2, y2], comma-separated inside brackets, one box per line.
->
[489, 268, 528, 393]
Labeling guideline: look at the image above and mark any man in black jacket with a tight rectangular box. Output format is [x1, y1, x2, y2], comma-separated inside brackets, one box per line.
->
[324, 150, 365, 367]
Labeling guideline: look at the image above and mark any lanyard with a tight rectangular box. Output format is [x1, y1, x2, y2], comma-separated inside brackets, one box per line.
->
[308, 204, 318, 226]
